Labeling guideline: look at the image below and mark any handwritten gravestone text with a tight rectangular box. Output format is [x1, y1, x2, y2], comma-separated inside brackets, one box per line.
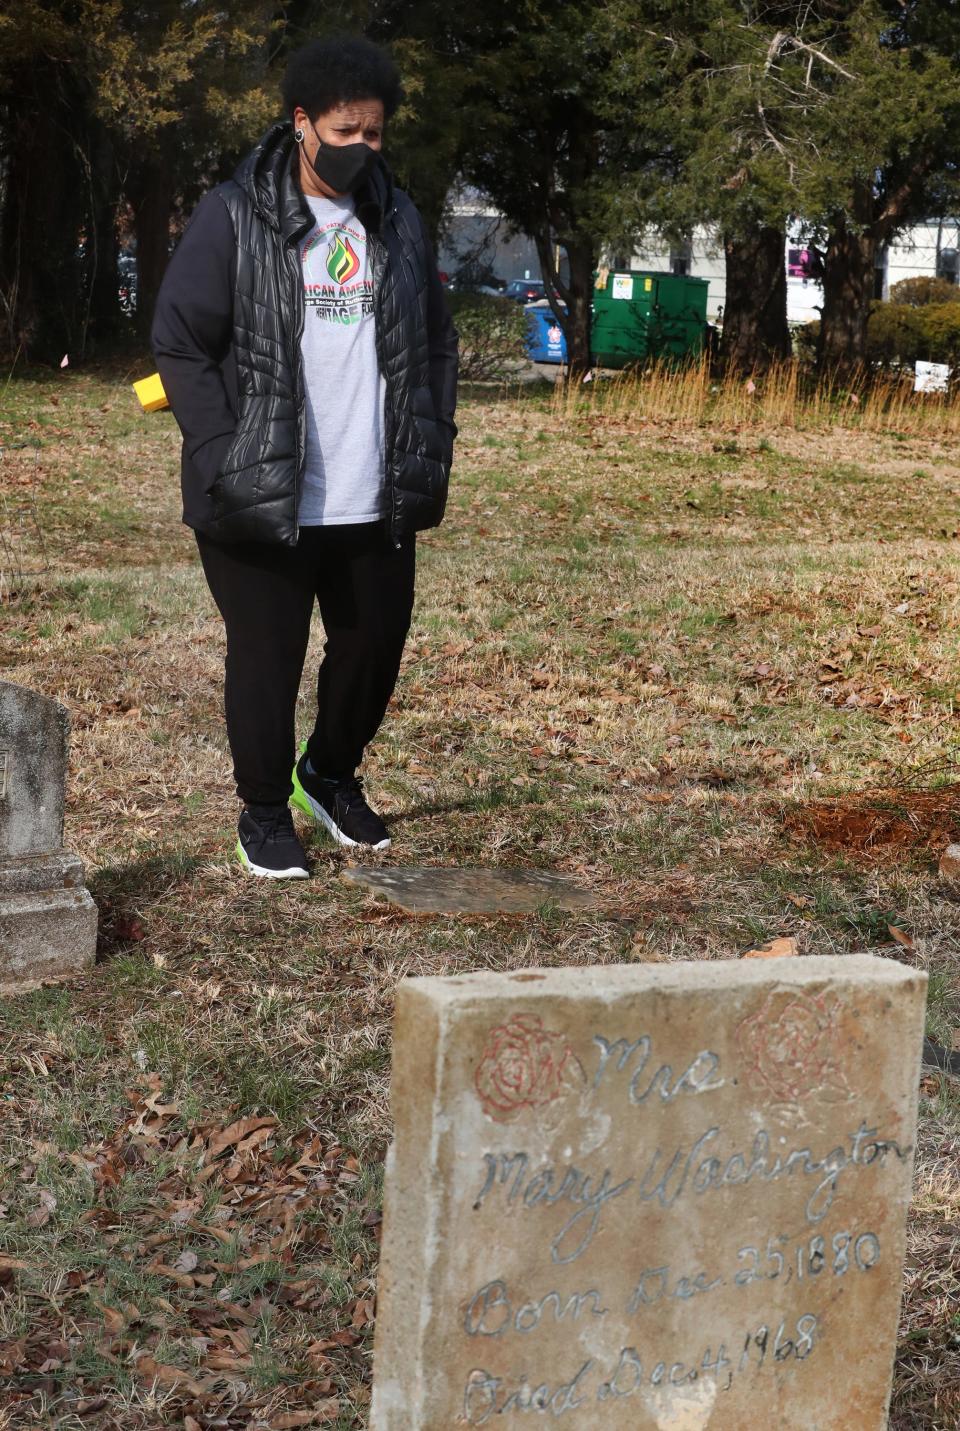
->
[372, 957, 926, 1430]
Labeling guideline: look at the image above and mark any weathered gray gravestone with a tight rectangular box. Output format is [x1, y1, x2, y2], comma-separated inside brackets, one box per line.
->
[372, 956, 926, 1430]
[342, 865, 598, 914]
[0, 681, 97, 993]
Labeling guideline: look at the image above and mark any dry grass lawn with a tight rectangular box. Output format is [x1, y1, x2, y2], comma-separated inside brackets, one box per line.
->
[0, 362, 957, 1428]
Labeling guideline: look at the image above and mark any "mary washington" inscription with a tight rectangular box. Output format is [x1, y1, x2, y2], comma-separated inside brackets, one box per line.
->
[473, 1118, 907, 1263]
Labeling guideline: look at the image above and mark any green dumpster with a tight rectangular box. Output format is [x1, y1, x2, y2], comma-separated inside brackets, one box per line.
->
[591, 269, 709, 368]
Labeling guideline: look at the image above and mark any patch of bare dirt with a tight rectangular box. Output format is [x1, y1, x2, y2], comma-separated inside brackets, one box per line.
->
[784, 786, 960, 861]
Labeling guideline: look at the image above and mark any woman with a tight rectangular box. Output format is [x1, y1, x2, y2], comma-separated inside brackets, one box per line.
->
[152, 36, 458, 878]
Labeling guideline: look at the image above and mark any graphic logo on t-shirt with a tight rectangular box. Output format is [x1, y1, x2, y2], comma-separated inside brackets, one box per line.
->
[326, 232, 360, 284]
[302, 220, 372, 326]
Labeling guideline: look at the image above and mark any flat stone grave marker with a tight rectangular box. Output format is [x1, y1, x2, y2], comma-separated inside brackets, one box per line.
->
[0, 680, 97, 993]
[342, 865, 597, 914]
[372, 955, 926, 1429]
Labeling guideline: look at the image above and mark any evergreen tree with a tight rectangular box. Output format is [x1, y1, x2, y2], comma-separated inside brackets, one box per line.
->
[613, 2, 864, 371]
[0, 0, 277, 357]
[84, 0, 277, 334]
[0, 4, 92, 360]
[799, 1, 960, 372]
[420, 1, 657, 375]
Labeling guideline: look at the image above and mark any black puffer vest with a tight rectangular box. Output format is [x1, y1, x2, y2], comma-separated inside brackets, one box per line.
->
[208, 122, 455, 546]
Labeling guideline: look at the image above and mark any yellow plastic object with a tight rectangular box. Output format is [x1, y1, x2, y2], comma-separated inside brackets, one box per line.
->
[132, 372, 169, 412]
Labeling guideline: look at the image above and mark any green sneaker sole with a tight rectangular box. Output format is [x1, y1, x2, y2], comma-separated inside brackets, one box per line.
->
[290, 745, 326, 825]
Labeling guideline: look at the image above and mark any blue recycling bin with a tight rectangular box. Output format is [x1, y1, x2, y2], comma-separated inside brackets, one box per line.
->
[525, 304, 567, 363]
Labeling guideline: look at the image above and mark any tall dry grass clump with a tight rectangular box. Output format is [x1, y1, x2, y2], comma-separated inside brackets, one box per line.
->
[550, 357, 960, 436]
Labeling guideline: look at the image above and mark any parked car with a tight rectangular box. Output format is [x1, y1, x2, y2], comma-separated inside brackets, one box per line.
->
[504, 278, 545, 303]
[447, 272, 507, 296]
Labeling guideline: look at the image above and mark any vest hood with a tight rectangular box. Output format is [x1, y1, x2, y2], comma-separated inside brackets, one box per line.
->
[234, 120, 395, 242]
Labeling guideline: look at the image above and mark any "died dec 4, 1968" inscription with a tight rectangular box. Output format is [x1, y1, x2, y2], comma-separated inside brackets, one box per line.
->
[462, 1313, 820, 1423]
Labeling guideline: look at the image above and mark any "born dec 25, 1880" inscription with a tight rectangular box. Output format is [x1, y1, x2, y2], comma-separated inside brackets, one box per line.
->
[371, 956, 926, 1430]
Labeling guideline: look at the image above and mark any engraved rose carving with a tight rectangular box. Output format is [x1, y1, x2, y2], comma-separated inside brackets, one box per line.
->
[737, 990, 852, 1119]
[474, 1014, 585, 1122]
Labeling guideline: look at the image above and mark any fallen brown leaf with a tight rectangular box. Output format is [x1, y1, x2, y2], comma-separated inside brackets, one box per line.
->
[204, 1351, 252, 1371]
[149, 1261, 196, 1289]
[92, 1299, 127, 1336]
[135, 1355, 208, 1398]
[0, 1337, 27, 1374]
[234, 1124, 277, 1157]
[206, 1115, 277, 1162]
[939, 843, 960, 880]
[188, 1220, 235, 1246]
[271, 1405, 340, 1429]
[742, 936, 798, 960]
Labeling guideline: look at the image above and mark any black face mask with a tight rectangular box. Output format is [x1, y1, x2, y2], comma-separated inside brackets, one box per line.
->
[305, 122, 378, 195]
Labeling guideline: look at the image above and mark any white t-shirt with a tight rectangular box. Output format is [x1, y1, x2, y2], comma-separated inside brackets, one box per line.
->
[297, 194, 387, 525]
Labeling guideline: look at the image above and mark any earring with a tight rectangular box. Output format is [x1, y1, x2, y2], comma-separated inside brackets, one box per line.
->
[294, 128, 304, 143]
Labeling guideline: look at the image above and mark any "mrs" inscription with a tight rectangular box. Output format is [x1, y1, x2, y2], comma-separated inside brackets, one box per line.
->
[592, 1034, 725, 1106]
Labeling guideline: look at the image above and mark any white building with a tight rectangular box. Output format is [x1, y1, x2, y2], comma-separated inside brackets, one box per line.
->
[437, 186, 542, 285]
[883, 219, 960, 296]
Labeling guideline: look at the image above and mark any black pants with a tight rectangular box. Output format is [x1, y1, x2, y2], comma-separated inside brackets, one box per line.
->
[196, 521, 415, 805]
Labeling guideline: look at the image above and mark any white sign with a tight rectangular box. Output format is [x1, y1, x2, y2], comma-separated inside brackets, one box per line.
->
[612, 274, 634, 301]
[915, 360, 950, 393]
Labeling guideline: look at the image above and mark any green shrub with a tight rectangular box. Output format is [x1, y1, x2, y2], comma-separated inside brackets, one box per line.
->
[445, 292, 530, 380]
[888, 275, 960, 307]
[793, 320, 820, 364]
[867, 303, 925, 366]
[867, 301, 960, 369]
[917, 303, 960, 366]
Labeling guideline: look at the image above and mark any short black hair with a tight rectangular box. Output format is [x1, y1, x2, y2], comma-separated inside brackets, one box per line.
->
[281, 36, 403, 122]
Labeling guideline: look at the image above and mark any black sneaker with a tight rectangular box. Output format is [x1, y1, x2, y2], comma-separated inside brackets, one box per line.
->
[236, 805, 310, 879]
[291, 750, 390, 850]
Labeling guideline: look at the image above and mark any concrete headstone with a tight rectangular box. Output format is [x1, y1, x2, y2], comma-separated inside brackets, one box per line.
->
[0, 680, 96, 993]
[0, 679, 68, 858]
[372, 956, 926, 1430]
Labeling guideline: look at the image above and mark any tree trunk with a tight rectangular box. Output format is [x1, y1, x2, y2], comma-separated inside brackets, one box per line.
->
[563, 241, 594, 377]
[720, 225, 790, 373]
[535, 232, 593, 376]
[817, 215, 876, 376]
[87, 119, 121, 347]
[128, 156, 175, 338]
